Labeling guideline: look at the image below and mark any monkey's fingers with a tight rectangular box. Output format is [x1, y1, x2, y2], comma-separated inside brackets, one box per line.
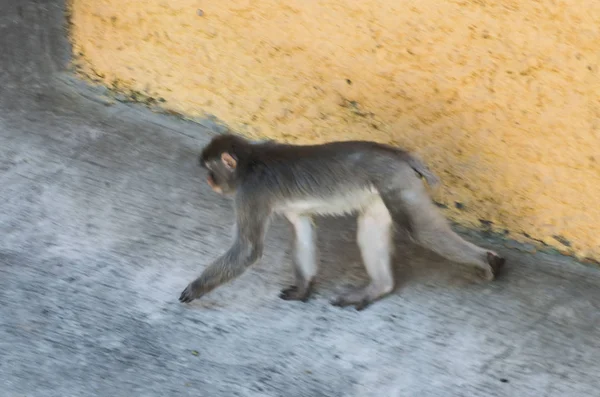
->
[179, 282, 202, 303]
[279, 285, 298, 300]
[279, 284, 313, 302]
[486, 252, 506, 279]
[330, 296, 370, 311]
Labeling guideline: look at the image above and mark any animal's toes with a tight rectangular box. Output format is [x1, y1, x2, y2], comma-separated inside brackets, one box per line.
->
[332, 296, 371, 311]
[330, 298, 348, 307]
[331, 295, 357, 308]
[280, 285, 313, 302]
[354, 299, 372, 311]
[179, 284, 196, 303]
[279, 285, 299, 300]
[486, 252, 506, 278]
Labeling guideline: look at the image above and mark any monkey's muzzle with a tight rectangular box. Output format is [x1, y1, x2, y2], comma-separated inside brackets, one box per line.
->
[207, 174, 216, 188]
[206, 174, 223, 194]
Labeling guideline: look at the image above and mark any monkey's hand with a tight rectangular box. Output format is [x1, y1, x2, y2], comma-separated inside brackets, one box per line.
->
[179, 280, 207, 303]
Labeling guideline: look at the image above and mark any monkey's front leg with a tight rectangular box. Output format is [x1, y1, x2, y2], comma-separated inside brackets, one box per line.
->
[180, 199, 270, 304]
[179, 242, 263, 303]
[279, 213, 318, 302]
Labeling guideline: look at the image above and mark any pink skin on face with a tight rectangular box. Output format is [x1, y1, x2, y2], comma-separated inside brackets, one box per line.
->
[207, 174, 223, 194]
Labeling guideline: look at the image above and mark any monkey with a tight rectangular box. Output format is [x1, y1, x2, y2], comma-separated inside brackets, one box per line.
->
[179, 133, 505, 310]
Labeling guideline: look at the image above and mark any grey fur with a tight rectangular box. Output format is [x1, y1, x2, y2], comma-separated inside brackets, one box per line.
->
[179, 134, 505, 309]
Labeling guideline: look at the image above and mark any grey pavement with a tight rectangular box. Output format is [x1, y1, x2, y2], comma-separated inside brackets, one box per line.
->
[1, 1, 599, 396]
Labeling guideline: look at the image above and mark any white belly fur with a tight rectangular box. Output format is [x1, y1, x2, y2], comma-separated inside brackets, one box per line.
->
[276, 187, 383, 217]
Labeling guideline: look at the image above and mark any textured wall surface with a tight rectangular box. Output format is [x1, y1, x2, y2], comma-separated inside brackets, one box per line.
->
[68, 0, 600, 261]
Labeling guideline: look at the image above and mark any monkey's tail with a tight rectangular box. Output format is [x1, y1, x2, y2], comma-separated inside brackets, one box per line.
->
[407, 155, 441, 188]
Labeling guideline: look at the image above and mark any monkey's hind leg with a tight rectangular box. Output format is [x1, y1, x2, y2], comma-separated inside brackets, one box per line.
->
[280, 213, 317, 302]
[384, 184, 505, 280]
[332, 199, 395, 311]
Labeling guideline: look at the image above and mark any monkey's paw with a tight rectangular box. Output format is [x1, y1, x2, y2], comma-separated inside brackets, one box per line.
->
[479, 252, 506, 281]
[330, 295, 371, 311]
[279, 283, 313, 302]
[179, 282, 204, 303]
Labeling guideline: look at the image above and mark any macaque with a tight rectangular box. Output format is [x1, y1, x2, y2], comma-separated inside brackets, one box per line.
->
[179, 134, 504, 310]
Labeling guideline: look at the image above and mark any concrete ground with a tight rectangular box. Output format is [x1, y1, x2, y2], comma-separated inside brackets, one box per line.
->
[1, 1, 599, 396]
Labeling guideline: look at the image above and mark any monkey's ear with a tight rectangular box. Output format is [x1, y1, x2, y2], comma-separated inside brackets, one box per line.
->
[221, 152, 237, 170]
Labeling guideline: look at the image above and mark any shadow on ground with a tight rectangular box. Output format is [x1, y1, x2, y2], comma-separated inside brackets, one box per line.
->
[0, 1, 599, 396]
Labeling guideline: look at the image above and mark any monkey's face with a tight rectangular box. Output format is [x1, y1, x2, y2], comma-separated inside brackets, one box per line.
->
[200, 152, 238, 196]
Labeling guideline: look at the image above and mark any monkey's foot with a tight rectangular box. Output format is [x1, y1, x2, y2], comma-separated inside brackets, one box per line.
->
[483, 252, 506, 281]
[279, 282, 314, 302]
[179, 282, 204, 303]
[331, 294, 371, 311]
[331, 283, 393, 311]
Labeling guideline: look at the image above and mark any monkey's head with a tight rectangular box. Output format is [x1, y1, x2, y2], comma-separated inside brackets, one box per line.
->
[199, 134, 252, 195]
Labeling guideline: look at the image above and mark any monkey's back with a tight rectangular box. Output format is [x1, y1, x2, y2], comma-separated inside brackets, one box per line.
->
[242, 140, 422, 215]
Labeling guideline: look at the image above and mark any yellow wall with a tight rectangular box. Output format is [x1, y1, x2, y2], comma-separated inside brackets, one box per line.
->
[68, 0, 600, 262]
